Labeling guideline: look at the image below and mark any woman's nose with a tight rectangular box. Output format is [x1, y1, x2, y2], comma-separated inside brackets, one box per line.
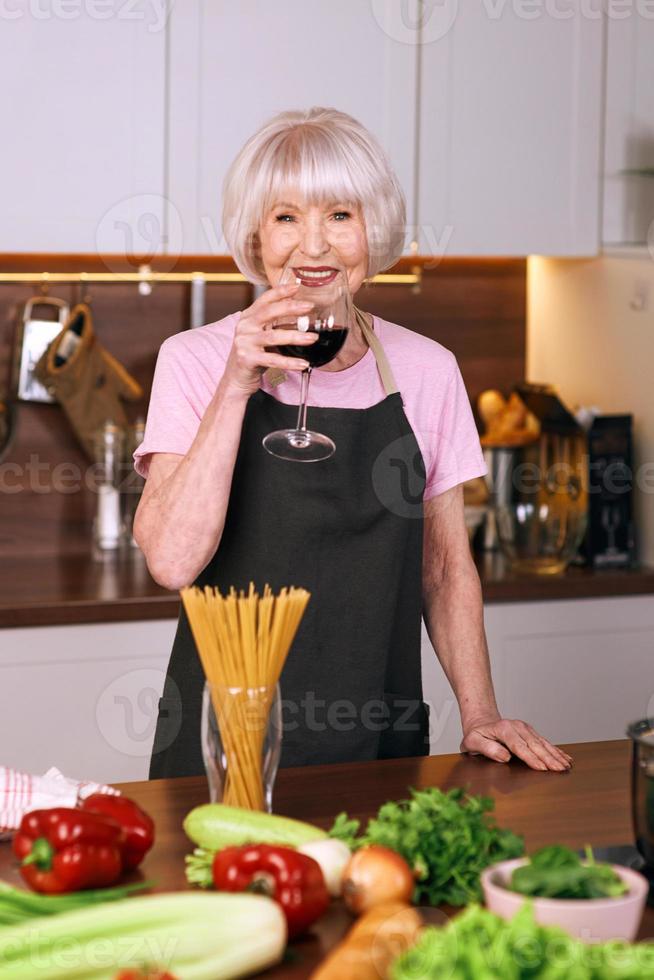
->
[300, 219, 329, 258]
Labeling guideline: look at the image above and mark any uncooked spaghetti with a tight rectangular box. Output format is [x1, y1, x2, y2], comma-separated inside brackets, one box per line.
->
[180, 583, 310, 810]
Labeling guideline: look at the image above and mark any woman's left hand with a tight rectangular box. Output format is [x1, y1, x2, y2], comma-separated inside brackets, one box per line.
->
[461, 717, 573, 771]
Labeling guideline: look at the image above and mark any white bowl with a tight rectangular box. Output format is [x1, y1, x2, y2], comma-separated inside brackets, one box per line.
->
[481, 857, 648, 943]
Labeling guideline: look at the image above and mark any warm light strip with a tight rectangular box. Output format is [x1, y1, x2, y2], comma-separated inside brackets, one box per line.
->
[0, 269, 421, 286]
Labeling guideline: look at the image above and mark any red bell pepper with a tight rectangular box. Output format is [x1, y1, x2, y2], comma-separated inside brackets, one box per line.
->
[212, 843, 329, 939]
[81, 793, 155, 870]
[12, 808, 124, 894]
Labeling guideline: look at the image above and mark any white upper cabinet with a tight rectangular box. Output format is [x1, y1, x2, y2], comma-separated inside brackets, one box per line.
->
[418, 4, 603, 256]
[166, 0, 419, 255]
[603, 13, 654, 247]
[0, 2, 610, 257]
[0, 5, 166, 254]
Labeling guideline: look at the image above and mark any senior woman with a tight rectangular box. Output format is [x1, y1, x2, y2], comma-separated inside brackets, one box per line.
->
[134, 107, 571, 778]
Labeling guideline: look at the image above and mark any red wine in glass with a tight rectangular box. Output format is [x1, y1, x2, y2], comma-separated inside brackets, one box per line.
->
[275, 319, 348, 368]
[262, 267, 352, 462]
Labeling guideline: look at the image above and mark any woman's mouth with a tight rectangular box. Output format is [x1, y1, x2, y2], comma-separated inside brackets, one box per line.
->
[292, 266, 339, 287]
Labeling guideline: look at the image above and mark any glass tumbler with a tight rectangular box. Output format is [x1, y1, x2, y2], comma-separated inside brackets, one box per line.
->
[201, 681, 282, 812]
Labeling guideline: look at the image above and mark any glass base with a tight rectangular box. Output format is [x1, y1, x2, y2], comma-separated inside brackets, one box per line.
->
[263, 428, 335, 462]
[508, 557, 568, 576]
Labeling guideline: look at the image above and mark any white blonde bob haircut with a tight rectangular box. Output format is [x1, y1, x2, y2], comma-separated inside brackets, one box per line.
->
[222, 107, 406, 285]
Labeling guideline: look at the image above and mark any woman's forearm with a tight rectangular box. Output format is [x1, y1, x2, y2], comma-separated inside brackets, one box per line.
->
[422, 558, 500, 731]
[134, 378, 251, 589]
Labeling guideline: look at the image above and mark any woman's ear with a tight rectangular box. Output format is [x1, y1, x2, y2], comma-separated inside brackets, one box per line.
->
[248, 230, 261, 259]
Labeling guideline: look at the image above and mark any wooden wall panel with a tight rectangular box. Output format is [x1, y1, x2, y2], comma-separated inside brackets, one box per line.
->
[0, 256, 525, 558]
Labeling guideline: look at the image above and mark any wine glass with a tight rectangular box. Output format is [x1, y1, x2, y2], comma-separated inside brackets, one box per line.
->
[262, 265, 352, 462]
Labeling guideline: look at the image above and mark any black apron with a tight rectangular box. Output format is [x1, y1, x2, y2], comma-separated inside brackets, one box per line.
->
[149, 313, 430, 776]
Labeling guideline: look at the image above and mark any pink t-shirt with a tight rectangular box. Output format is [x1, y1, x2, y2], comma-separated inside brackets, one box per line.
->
[133, 312, 487, 500]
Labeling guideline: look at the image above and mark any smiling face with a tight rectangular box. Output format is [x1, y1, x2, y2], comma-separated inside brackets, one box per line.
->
[258, 199, 369, 294]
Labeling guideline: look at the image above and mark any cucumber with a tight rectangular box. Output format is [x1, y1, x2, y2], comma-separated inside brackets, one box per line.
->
[184, 803, 327, 851]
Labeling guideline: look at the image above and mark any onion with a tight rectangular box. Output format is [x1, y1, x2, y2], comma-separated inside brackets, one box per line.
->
[341, 845, 414, 915]
[298, 839, 352, 897]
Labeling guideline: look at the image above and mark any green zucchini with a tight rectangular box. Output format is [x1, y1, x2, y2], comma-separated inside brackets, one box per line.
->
[184, 803, 327, 851]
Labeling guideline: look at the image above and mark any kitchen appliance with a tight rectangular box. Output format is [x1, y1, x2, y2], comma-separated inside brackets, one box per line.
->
[580, 414, 635, 568]
[12, 296, 70, 403]
[482, 446, 516, 550]
[483, 384, 588, 573]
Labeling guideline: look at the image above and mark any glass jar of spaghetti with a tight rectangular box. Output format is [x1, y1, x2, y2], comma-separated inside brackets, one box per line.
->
[201, 681, 282, 812]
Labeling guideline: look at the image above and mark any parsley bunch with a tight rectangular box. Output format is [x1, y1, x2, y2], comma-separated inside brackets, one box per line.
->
[329, 786, 524, 906]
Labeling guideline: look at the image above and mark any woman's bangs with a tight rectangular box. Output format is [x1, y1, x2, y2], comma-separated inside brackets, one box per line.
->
[262, 128, 368, 215]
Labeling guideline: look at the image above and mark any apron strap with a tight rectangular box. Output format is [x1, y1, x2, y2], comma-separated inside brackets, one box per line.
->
[352, 307, 398, 396]
[263, 305, 399, 396]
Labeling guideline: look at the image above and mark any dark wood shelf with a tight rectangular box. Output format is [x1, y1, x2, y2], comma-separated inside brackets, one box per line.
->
[0, 549, 653, 628]
[0, 551, 179, 627]
[475, 551, 654, 603]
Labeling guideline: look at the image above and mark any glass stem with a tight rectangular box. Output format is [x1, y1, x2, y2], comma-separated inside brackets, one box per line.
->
[296, 367, 312, 433]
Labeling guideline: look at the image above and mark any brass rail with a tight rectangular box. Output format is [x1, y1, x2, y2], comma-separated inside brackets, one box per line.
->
[0, 268, 421, 286]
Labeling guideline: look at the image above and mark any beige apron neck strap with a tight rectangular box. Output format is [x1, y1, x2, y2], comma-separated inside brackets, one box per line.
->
[353, 306, 398, 396]
[263, 306, 399, 396]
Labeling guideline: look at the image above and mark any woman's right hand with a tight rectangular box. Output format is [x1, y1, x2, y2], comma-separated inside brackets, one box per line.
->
[222, 282, 317, 396]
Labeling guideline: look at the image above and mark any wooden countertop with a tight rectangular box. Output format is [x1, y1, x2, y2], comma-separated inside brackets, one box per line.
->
[1, 550, 654, 628]
[0, 740, 651, 976]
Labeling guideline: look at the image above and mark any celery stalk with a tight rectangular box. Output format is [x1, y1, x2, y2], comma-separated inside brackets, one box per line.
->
[0, 891, 286, 979]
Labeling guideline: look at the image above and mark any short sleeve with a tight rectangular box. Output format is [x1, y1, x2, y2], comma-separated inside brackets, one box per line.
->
[424, 361, 487, 500]
[133, 337, 205, 479]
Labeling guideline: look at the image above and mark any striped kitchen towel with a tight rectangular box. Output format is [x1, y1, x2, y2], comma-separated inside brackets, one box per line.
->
[0, 766, 119, 838]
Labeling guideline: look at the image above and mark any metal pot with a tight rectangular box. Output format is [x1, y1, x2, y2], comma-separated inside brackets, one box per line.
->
[627, 719, 654, 869]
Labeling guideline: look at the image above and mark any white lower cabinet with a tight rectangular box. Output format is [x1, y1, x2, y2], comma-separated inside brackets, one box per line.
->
[421, 595, 654, 755]
[2, 596, 652, 783]
[0, 620, 177, 784]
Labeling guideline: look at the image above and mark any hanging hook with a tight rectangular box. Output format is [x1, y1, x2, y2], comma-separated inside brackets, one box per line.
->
[77, 274, 92, 306]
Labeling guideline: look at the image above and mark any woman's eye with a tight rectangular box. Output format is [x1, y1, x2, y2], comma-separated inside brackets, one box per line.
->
[332, 211, 351, 221]
[275, 213, 295, 223]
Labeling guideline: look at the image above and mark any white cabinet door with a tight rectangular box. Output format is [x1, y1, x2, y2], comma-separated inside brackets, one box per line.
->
[418, 4, 603, 256]
[0, 620, 177, 784]
[166, 0, 418, 255]
[603, 13, 654, 246]
[0, 5, 166, 253]
[421, 596, 654, 754]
